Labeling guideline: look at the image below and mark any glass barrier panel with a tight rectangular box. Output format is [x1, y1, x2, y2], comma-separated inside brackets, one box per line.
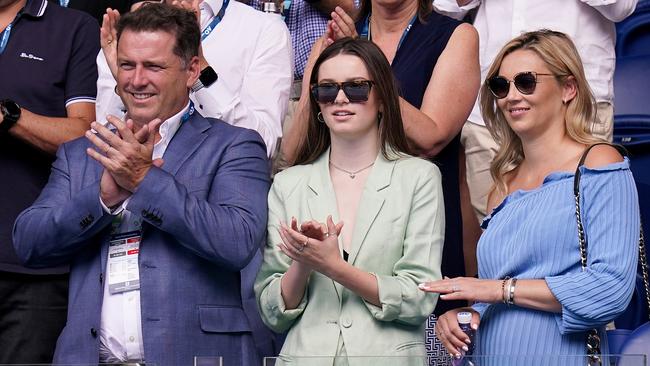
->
[0, 364, 153, 366]
[193, 357, 223, 366]
[263, 354, 647, 366]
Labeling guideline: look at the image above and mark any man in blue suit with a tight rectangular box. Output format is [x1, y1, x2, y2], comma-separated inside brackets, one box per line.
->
[12, 3, 270, 364]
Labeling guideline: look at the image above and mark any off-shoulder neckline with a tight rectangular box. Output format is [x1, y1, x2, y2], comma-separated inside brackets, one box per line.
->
[481, 157, 630, 228]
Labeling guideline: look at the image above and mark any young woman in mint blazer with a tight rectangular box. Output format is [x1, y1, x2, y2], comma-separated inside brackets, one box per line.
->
[255, 38, 445, 366]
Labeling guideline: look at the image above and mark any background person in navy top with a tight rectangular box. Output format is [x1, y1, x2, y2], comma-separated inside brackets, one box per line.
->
[0, 0, 99, 363]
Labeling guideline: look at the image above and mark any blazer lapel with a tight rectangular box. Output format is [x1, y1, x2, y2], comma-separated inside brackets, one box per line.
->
[160, 113, 211, 175]
[306, 150, 340, 226]
[347, 153, 394, 265]
[306, 151, 345, 302]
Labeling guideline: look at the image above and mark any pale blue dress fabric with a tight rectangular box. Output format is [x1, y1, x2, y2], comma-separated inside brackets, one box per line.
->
[472, 158, 640, 365]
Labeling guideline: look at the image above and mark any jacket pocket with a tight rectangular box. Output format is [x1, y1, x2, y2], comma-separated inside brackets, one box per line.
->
[199, 305, 252, 333]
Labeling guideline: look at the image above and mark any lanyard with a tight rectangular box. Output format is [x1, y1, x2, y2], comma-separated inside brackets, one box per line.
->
[59, 0, 69, 7]
[0, 23, 12, 55]
[282, 0, 291, 18]
[201, 0, 230, 41]
[359, 13, 417, 53]
[181, 101, 195, 123]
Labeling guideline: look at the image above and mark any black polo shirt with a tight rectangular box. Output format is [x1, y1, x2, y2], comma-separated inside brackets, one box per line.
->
[0, 0, 99, 274]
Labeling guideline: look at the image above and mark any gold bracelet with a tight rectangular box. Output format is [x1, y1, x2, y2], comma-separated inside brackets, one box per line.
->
[501, 277, 510, 304]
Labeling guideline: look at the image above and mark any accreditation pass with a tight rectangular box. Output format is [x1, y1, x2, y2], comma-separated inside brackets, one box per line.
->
[107, 230, 141, 294]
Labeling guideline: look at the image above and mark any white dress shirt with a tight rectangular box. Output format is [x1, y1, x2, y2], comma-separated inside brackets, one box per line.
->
[95, 0, 293, 157]
[98, 102, 189, 363]
[433, 0, 637, 126]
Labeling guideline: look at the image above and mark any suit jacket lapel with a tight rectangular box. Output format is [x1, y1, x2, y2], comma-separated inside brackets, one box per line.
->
[160, 113, 211, 175]
[347, 153, 394, 265]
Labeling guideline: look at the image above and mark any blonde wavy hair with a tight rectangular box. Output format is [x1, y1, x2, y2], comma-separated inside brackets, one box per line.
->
[480, 29, 604, 196]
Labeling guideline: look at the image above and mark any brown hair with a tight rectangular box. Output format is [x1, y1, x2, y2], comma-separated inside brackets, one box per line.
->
[480, 29, 603, 195]
[294, 38, 412, 165]
[116, 2, 200, 68]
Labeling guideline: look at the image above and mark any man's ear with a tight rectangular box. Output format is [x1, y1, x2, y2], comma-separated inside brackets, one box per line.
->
[562, 75, 578, 104]
[185, 55, 201, 89]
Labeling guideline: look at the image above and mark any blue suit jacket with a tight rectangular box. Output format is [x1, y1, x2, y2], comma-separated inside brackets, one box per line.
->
[13, 113, 271, 365]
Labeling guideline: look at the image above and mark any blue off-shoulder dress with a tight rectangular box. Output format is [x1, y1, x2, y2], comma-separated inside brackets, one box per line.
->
[473, 158, 640, 365]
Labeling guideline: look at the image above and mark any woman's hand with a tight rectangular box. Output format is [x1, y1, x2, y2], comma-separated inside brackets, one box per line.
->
[419, 276, 503, 304]
[171, 0, 201, 22]
[100, 8, 121, 80]
[298, 218, 327, 241]
[436, 308, 480, 358]
[278, 215, 344, 277]
[329, 6, 358, 40]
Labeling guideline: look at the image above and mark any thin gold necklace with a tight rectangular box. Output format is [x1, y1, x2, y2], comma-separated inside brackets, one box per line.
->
[329, 160, 375, 179]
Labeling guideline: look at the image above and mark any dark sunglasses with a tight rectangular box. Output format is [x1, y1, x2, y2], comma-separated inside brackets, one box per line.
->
[311, 80, 374, 104]
[488, 71, 558, 99]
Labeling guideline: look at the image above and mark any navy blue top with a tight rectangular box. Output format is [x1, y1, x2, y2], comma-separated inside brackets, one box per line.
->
[473, 159, 639, 363]
[358, 12, 465, 315]
[0, 0, 99, 273]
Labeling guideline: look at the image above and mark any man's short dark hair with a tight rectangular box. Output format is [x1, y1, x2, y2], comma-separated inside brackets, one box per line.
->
[116, 3, 200, 67]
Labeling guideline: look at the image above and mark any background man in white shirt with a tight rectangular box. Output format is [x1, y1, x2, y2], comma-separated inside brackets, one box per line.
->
[434, 0, 638, 222]
[97, 0, 293, 158]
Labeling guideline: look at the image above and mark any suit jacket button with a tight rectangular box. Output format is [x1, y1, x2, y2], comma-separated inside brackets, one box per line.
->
[90, 328, 98, 337]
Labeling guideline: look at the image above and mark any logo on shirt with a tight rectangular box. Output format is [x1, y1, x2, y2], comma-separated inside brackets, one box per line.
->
[19, 52, 44, 61]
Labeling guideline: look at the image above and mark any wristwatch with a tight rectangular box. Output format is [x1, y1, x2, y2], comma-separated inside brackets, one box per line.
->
[0, 99, 21, 134]
[191, 66, 218, 92]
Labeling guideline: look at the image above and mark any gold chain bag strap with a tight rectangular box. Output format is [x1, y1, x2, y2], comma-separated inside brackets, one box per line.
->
[573, 143, 650, 366]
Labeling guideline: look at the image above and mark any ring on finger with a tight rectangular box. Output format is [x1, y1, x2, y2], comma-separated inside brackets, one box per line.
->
[298, 239, 308, 252]
[451, 285, 460, 292]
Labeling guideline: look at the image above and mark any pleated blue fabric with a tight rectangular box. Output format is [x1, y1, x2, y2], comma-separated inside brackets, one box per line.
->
[473, 158, 640, 365]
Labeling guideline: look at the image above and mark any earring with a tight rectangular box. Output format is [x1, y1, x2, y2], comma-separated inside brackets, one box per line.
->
[377, 112, 383, 123]
[317, 112, 325, 123]
[114, 85, 120, 96]
[562, 99, 568, 105]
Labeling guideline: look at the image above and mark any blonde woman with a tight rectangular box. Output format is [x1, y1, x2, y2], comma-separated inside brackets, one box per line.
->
[419, 30, 639, 363]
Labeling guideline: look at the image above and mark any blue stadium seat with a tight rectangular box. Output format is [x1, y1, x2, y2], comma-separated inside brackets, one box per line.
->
[616, 1, 650, 57]
[612, 56, 650, 117]
[616, 322, 650, 365]
[612, 54, 650, 333]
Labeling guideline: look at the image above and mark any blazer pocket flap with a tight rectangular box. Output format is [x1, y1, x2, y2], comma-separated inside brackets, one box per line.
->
[199, 306, 252, 333]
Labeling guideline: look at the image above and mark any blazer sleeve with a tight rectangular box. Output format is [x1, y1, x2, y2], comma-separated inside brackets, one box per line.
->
[13, 143, 113, 267]
[126, 128, 271, 271]
[254, 176, 309, 333]
[545, 167, 640, 334]
[364, 163, 445, 325]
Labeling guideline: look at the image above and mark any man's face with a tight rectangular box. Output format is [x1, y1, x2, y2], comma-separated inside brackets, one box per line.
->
[116, 29, 199, 128]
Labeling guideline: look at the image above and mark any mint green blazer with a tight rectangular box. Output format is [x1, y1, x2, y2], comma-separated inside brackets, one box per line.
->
[254, 150, 445, 364]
